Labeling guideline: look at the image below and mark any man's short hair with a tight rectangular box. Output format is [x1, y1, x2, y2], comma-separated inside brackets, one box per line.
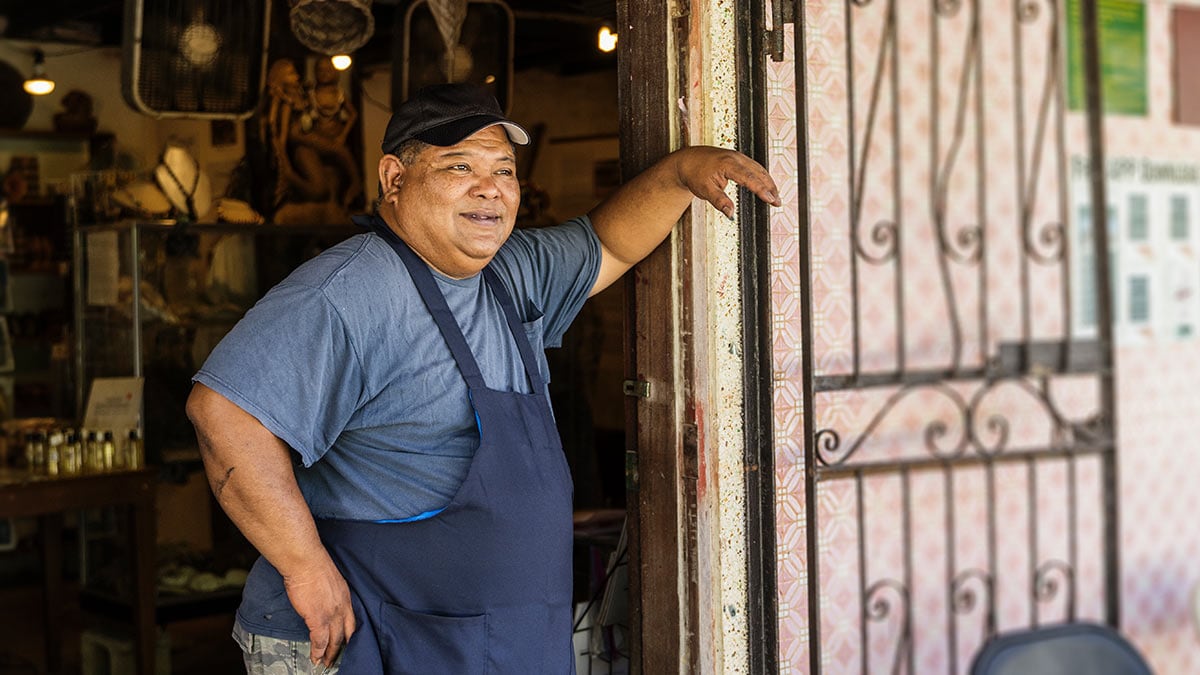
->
[373, 139, 432, 213]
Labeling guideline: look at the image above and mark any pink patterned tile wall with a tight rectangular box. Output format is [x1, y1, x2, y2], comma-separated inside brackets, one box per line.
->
[770, 0, 1200, 673]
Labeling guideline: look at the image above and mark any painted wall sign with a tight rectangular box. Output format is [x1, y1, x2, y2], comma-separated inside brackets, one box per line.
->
[1066, 0, 1148, 116]
[1072, 155, 1200, 342]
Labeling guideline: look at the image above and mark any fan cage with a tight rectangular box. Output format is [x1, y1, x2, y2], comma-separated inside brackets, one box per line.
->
[399, 0, 515, 114]
[123, 0, 272, 119]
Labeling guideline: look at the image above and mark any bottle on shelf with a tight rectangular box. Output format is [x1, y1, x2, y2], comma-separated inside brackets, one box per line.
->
[101, 431, 116, 471]
[84, 430, 100, 473]
[45, 430, 63, 477]
[30, 431, 47, 475]
[62, 429, 81, 476]
[127, 429, 144, 470]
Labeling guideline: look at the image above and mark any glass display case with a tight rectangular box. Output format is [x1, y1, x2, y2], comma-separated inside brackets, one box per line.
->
[0, 131, 98, 422]
[73, 220, 360, 468]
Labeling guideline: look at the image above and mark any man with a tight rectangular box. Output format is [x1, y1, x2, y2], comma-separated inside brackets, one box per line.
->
[187, 83, 780, 673]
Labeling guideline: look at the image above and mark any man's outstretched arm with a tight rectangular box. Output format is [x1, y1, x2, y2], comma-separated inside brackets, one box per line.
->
[587, 146, 781, 296]
[186, 383, 354, 668]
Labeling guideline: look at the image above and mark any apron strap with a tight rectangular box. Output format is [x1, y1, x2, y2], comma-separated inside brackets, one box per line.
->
[358, 215, 545, 392]
[482, 267, 546, 391]
[363, 216, 488, 389]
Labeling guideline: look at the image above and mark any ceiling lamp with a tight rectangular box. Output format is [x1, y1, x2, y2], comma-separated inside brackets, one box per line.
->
[23, 49, 55, 96]
[597, 26, 618, 53]
[331, 54, 353, 71]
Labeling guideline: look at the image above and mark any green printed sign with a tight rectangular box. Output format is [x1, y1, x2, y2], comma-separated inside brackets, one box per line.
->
[1066, 0, 1147, 116]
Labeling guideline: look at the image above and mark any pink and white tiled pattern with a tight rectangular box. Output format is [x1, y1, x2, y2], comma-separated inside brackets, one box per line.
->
[770, 0, 1200, 673]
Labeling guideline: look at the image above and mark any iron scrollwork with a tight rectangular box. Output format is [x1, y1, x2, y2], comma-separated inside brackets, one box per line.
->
[1033, 559, 1076, 622]
[814, 376, 1105, 467]
[864, 579, 912, 675]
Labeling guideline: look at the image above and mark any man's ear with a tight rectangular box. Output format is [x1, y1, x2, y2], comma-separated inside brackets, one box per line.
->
[378, 155, 407, 201]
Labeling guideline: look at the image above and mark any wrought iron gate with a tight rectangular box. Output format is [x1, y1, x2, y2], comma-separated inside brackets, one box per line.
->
[773, 0, 1117, 672]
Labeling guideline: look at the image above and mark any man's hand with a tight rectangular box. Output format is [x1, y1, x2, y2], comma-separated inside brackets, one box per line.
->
[188, 383, 357, 668]
[588, 145, 781, 295]
[284, 556, 357, 668]
[671, 146, 781, 219]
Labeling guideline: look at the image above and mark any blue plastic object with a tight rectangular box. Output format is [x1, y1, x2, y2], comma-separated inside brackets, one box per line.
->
[970, 622, 1153, 675]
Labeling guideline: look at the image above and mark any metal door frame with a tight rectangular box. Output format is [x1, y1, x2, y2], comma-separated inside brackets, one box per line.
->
[750, 0, 1119, 672]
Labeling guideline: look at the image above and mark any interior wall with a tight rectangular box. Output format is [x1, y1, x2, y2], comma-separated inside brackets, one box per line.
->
[0, 40, 241, 196]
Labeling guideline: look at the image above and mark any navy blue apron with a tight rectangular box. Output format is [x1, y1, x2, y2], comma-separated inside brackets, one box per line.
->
[315, 219, 575, 673]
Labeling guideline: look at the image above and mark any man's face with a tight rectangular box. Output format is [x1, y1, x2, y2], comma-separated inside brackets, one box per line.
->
[382, 126, 520, 278]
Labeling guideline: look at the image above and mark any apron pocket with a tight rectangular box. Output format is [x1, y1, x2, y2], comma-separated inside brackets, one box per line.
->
[377, 602, 488, 675]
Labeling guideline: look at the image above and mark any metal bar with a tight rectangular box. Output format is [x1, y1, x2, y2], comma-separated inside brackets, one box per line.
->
[845, 0, 862, 383]
[1013, 0, 1032, 360]
[932, 0, 965, 373]
[795, 3, 823, 670]
[770, 0, 785, 61]
[1078, 0, 1120, 628]
[945, 465, 959, 674]
[986, 458, 999, 637]
[975, 0, 990, 372]
[131, 225, 142, 379]
[901, 468, 915, 675]
[1067, 450, 1078, 622]
[1052, 0, 1072, 372]
[814, 342, 1104, 390]
[739, 0, 779, 669]
[890, 0, 905, 377]
[857, 471, 869, 675]
[72, 228, 86, 418]
[815, 442, 1109, 480]
[1028, 456, 1039, 627]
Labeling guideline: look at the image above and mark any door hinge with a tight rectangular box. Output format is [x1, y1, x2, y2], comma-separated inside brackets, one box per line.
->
[767, 0, 796, 62]
[622, 379, 651, 399]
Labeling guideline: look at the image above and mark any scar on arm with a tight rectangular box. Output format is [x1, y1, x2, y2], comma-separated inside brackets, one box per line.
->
[214, 466, 235, 498]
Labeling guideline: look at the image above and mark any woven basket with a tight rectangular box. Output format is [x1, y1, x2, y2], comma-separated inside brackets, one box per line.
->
[290, 0, 375, 55]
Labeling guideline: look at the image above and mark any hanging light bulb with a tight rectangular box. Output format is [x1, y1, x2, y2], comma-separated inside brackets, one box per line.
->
[331, 54, 353, 71]
[23, 49, 55, 96]
[597, 26, 618, 53]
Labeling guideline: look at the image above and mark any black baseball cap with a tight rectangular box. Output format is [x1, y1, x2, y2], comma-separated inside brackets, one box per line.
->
[382, 83, 530, 154]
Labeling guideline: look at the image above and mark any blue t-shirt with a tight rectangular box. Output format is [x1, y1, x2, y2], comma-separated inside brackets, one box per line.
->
[193, 215, 601, 522]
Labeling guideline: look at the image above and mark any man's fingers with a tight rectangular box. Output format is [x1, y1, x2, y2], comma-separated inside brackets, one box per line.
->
[323, 623, 346, 667]
[725, 162, 781, 207]
[309, 626, 330, 664]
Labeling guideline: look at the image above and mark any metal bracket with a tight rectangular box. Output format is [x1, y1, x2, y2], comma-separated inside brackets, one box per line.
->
[767, 0, 796, 62]
[622, 379, 651, 399]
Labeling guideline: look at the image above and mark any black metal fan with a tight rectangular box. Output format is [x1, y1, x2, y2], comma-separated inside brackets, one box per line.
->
[395, 0, 514, 112]
[122, 0, 273, 119]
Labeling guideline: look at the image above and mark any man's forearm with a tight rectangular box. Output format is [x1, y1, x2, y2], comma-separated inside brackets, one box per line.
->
[586, 146, 781, 296]
[186, 383, 332, 576]
[587, 152, 694, 295]
[186, 383, 355, 666]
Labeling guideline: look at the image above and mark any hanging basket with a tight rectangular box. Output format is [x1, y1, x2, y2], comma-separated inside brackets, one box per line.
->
[290, 0, 375, 55]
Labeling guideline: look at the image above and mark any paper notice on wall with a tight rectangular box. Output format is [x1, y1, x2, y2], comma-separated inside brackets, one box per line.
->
[83, 377, 143, 434]
[86, 230, 120, 306]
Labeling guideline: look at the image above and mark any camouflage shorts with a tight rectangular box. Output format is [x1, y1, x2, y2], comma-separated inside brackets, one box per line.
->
[232, 621, 342, 674]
